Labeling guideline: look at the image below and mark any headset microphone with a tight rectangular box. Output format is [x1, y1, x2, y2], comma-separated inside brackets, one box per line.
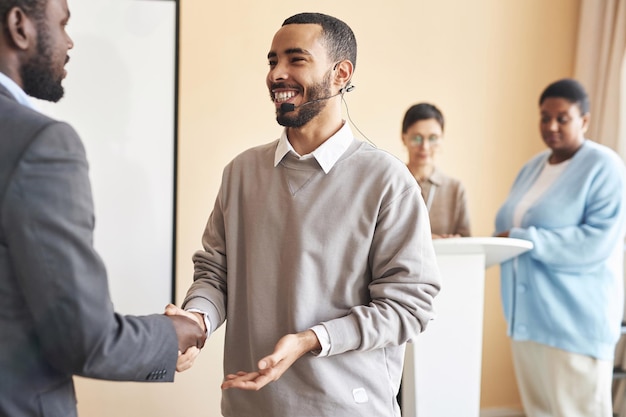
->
[279, 84, 355, 113]
[280, 102, 297, 112]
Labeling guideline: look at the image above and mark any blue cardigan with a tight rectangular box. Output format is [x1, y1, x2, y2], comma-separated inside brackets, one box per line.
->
[495, 140, 626, 360]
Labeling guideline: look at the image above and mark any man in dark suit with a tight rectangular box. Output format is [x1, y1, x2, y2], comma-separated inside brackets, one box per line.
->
[0, 0, 206, 415]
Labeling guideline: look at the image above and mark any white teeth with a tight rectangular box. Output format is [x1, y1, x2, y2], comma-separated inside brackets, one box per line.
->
[273, 91, 296, 102]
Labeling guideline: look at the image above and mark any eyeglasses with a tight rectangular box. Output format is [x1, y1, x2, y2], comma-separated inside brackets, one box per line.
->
[408, 134, 440, 147]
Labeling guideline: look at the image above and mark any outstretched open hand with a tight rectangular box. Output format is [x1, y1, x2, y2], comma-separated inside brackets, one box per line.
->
[221, 330, 320, 391]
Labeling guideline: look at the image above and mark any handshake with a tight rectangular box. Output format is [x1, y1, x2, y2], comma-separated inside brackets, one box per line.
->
[164, 304, 207, 372]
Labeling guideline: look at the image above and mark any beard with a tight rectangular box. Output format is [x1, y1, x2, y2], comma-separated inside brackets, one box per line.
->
[276, 71, 333, 128]
[20, 21, 65, 102]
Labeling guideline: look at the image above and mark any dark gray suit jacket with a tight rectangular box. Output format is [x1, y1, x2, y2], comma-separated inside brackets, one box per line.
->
[0, 83, 179, 417]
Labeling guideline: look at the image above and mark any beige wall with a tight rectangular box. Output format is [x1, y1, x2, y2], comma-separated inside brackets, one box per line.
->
[75, 0, 580, 415]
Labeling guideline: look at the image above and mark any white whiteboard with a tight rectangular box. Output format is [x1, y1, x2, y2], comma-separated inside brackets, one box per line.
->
[36, 0, 177, 315]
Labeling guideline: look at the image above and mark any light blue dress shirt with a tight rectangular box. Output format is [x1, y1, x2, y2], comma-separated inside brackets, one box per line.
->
[0, 72, 36, 110]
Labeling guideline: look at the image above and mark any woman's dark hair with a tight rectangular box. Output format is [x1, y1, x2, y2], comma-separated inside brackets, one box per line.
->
[539, 78, 590, 115]
[282, 12, 357, 71]
[402, 103, 444, 133]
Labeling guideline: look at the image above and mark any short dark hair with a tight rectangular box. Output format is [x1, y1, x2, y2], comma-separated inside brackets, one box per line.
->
[282, 12, 357, 70]
[402, 103, 445, 133]
[539, 78, 590, 115]
[0, 0, 46, 25]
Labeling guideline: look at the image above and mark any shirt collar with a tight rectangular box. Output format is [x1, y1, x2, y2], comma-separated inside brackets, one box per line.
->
[0, 72, 37, 110]
[428, 167, 444, 186]
[274, 122, 354, 174]
[416, 167, 443, 187]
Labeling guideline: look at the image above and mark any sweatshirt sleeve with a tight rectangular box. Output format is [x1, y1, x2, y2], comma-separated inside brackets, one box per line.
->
[182, 179, 228, 334]
[322, 183, 441, 356]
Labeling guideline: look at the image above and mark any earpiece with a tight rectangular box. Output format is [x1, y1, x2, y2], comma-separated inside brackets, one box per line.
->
[339, 83, 355, 94]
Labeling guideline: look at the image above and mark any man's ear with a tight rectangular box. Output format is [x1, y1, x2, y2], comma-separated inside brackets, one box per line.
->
[333, 59, 354, 92]
[4, 6, 37, 51]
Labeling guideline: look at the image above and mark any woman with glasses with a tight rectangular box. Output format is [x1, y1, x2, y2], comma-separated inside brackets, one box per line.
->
[495, 78, 626, 417]
[401, 102, 471, 238]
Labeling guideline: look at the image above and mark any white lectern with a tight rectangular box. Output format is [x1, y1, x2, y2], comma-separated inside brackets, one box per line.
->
[402, 237, 533, 417]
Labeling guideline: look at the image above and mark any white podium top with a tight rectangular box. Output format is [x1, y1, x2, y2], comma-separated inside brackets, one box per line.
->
[433, 237, 533, 268]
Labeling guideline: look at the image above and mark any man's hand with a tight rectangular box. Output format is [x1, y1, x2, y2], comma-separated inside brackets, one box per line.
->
[165, 303, 206, 332]
[221, 330, 321, 391]
[176, 346, 200, 372]
[164, 304, 207, 372]
[164, 304, 207, 353]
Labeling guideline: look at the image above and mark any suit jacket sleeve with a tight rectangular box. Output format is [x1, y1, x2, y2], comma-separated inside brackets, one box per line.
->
[2, 120, 178, 381]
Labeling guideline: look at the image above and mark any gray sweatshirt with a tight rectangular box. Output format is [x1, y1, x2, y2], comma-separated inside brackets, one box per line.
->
[184, 127, 441, 417]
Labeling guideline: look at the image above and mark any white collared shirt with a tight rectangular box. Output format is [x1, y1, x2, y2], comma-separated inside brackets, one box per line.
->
[274, 121, 354, 174]
[0, 72, 36, 110]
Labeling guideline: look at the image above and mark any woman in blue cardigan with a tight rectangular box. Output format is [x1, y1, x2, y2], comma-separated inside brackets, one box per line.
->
[495, 78, 626, 417]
